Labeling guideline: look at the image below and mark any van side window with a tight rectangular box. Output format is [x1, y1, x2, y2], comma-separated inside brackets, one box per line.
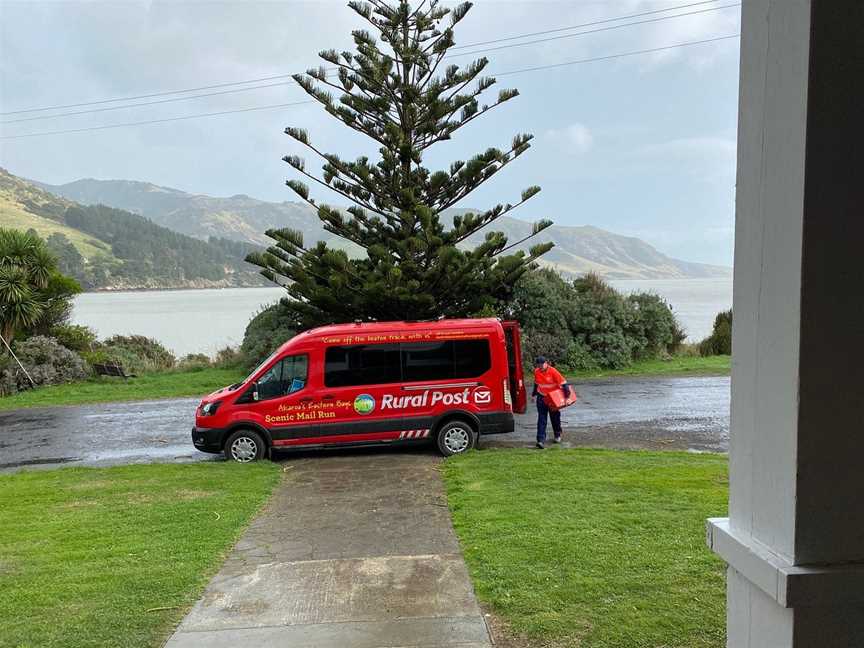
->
[402, 339, 491, 381]
[324, 339, 492, 387]
[402, 342, 452, 381]
[325, 344, 401, 387]
[452, 339, 491, 378]
[256, 354, 308, 400]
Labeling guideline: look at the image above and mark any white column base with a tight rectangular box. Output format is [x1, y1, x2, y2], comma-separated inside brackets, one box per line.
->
[726, 566, 793, 648]
[707, 518, 864, 646]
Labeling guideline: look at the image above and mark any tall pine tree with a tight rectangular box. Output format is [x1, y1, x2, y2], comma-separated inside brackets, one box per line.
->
[248, 0, 554, 327]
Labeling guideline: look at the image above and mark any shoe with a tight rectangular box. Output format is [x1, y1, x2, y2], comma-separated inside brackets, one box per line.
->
[535, 442, 545, 450]
[553, 436, 562, 444]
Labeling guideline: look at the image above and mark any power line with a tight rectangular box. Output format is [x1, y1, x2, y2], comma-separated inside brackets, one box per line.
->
[494, 34, 739, 77]
[0, 0, 739, 117]
[2, 3, 739, 125]
[0, 74, 298, 116]
[0, 100, 316, 140]
[0, 36, 739, 141]
[0, 82, 303, 125]
[449, 3, 741, 58]
[450, 0, 726, 50]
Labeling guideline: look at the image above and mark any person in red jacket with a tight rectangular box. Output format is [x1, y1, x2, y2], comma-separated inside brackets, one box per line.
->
[532, 355, 569, 449]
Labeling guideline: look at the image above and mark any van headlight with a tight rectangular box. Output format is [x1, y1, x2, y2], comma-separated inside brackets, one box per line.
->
[200, 401, 222, 416]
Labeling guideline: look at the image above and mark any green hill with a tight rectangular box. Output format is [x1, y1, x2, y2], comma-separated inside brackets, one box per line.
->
[0, 196, 115, 262]
[0, 169, 266, 290]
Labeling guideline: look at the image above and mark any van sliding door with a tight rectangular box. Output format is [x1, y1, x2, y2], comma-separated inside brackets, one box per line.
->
[319, 344, 406, 443]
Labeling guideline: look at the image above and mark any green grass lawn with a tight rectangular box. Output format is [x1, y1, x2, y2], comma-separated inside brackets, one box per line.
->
[0, 462, 280, 648]
[0, 366, 245, 411]
[443, 448, 728, 648]
[569, 355, 730, 380]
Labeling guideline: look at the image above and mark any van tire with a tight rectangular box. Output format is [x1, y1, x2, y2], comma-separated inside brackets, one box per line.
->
[224, 429, 266, 463]
[436, 420, 476, 457]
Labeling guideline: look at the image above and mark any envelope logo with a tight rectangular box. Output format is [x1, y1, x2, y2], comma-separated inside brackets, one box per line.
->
[473, 387, 492, 405]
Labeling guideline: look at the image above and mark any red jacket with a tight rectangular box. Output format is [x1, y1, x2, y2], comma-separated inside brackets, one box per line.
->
[533, 366, 565, 395]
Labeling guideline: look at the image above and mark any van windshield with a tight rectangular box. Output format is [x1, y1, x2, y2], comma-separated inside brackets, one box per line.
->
[243, 350, 280, 385]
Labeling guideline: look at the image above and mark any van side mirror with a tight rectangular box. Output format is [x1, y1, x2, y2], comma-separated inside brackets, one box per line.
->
[252, 382, 259, 401]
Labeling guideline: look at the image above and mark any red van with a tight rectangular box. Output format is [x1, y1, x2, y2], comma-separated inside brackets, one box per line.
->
[192, 318, 527, 462]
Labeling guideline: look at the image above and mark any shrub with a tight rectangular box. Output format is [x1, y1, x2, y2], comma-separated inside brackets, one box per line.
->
[0, 336, 88, 395]
[177, 353, 212, 371]
[240, 301, 299, 370]
[564, 339, 597, 372]
[522, 331, 571, 369]
[506, 269, 575, 368]
[626, 293, 681, 358]
[78, 348, 107, 366]
[670, 319, 688, 354]
[509, 270, 684, 372]
[504, 269, 573, 338]
[676, 343, 701, 358]
[569, 287, 636, 369]
[578, 330, 634, 369]
[572, 272, 618, 299]
[699, 310, 732, 356]
[100, 335, 175, 373]
[213, 346, 244, 369]
[30, 273, 81, 335]
[50, 324, 98, 352]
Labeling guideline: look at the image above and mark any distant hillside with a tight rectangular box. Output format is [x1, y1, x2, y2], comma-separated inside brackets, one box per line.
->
[38, 177, 315, 248]
[36, 176, 731, 280]
[0, 169, 266, 290]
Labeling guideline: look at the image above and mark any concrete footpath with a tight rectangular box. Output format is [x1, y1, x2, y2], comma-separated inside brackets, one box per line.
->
[164, 450, 491, 648]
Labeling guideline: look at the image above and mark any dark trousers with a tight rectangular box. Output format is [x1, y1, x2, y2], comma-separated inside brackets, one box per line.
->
[536, 395, 562, 443]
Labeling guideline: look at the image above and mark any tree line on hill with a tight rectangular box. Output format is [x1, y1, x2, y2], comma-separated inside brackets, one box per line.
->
[42, 224, 264, 291]
[37, 203, 265, 289]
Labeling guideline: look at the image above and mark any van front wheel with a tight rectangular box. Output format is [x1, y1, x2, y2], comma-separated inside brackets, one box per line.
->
[436, 421, 476, 457]
[224, 429, 266, 463]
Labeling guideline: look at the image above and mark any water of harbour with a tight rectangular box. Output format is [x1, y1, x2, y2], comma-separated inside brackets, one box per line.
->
[71, 279, 733, 357]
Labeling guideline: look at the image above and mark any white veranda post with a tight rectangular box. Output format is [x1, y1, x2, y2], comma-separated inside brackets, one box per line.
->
[706, 1, 864, 645]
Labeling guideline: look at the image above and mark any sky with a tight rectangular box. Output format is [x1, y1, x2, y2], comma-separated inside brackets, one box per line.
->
[0, 0, 741, 266]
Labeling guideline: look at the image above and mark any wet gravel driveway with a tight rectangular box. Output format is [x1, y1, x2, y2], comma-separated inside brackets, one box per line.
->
[0, 376, 729, 472]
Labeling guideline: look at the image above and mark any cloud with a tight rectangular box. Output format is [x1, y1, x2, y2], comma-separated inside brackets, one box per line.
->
[634, 136, 736, 161]
[625, 1, 742, 70]
[461, 1, 741, 72]
[627, 135, 737, 185]
[545, 123, 594, 154]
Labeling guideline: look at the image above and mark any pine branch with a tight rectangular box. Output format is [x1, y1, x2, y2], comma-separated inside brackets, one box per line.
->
[433, 137, 532, 211]
[419, 91, 520, 151]
[283, 158, 388, 220]
[285, 130, 390, 214]
[494, 220, 555, 256]
[450, 187, 542, 244]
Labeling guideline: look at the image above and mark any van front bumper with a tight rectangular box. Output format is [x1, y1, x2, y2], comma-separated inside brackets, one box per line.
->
[191, 426, 224, 454]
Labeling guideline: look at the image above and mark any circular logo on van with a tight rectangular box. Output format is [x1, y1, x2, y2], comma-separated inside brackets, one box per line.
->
[353, 394, 375, 415]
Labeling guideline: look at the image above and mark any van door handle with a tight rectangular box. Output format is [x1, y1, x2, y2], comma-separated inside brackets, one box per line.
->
[300, 397, 313, 403]
[322, 394, 335, 400]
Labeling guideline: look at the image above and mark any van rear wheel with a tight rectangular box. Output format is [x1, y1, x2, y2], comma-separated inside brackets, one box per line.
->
[436, 421, 476, 457]
[224, 429, 266, 463]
